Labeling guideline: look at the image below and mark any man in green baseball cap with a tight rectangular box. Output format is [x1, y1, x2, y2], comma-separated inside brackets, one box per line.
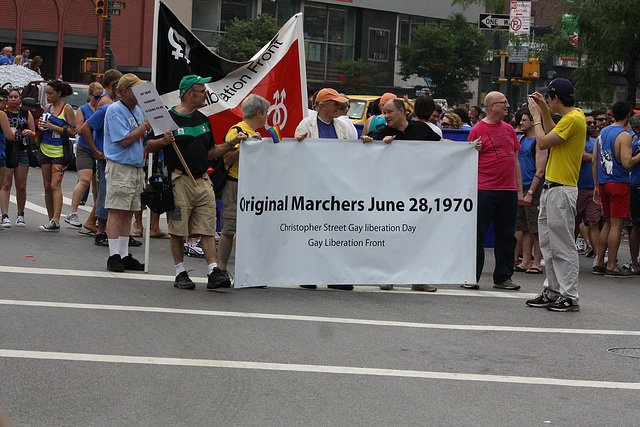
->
[179, 75, 211, 98]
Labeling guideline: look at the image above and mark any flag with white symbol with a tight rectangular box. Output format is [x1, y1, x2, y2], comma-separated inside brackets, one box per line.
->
[155, 1, 308, 144]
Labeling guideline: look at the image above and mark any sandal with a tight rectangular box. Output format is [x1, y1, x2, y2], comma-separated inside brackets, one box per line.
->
[604, 268, 632, 278]
[526, 267, 543, 274]
[514, 265, 527, 272]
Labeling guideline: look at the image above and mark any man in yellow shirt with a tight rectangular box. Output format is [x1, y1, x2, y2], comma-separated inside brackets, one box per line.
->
[217, 94, 270, 283]
[526, 79, 586, 312]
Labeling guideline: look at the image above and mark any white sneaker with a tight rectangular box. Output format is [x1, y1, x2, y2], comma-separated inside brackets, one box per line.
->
[64, 212, 82, 227]
[16, 214, 25, 227]
[1, 216, 11, 228]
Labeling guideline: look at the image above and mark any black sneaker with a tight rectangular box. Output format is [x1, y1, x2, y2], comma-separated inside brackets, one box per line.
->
[300, 285, 317, 289]
[174, 271, 195, 290]
[547, 296, 580, 312]
[328, 285, 354, 290]
[122, 254, 144, 271]
[460, 283, 480, 289]
[128, 236, 142, 247]
[107, 254, 124, 272]
[493, 279, 521, 290]
[526, 293, 556, 308]
[207, 267, 231, 290]
[95, 231, 109, 246]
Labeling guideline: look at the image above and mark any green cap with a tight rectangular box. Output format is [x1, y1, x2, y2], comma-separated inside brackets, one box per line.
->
[179, 75, 211, 97]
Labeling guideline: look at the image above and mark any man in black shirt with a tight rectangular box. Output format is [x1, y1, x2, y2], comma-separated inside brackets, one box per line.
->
[362, 98, 441, 143]
[146, 75, 243, 291]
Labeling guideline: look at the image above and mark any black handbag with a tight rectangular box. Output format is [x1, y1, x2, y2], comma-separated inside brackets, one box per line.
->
[26, 137, 38, 167]
[4, 140, 19, 169]
[141, 160, 174, 214]
[61, 128, 75, 165]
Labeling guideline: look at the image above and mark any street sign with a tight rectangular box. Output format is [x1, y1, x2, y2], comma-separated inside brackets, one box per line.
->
[510, 1, 531, 35]
[508, 45, 530, 63]
[111, 9, 121, 16]
[110, 1, 125, 9]
[478, 13, 510, 30]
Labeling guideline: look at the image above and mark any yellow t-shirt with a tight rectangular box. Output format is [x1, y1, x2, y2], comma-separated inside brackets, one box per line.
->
[224, 121, 255, 180]
[545, 108, 586, 187]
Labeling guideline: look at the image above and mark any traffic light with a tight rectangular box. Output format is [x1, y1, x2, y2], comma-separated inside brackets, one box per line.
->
[81, 58, 105, 75]
[95, 0, 107, 17]
[500, 57, 540, 82]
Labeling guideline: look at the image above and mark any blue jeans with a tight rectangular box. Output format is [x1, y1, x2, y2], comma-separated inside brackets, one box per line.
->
[96, 160, 108, 220]
[477, 190, 517, 284]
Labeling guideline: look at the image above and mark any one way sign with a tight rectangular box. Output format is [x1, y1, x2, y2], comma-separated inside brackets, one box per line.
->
[478, 13, 510, 30]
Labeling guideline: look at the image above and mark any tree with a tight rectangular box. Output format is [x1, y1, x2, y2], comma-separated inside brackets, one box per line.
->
[215, 14, 280, 62]
[540, 0, 640, 108]
[334, 59, 387, 94]
[397, 13, 490, 104]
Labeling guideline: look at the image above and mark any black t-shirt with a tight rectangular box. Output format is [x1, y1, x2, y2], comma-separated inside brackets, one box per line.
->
[160, 108, 215, 177]
[369, 120, 441, 141]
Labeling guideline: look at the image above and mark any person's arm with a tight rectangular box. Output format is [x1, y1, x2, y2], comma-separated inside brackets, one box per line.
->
[21, 110, 36, 141]
[75, 106, 86, 130]
[80, 122, 105, 161]
[619, 132, 640, 170]
[514, 152, 524, 205]
[0, 111, 14, 141]
[117, 118, 150, 147]
[523, 144, 548, 205]
[362, 116, 373, 136]
[145, 131, 175, 154]
[63, 103, 77, 137]
[215, 131, 246, 162]
[527, 95, 561, 149]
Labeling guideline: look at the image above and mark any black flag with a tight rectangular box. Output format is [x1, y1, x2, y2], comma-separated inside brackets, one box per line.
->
[155, 1, 248, 95]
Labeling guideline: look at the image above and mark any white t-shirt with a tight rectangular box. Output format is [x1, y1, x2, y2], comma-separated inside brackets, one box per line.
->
[337, 115, 359, 140]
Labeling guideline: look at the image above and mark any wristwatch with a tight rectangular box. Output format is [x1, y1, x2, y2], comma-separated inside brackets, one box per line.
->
[527, 190, 534, 195]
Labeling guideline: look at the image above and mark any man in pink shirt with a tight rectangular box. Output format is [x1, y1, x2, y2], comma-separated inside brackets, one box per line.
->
[465, 91, 524, 290]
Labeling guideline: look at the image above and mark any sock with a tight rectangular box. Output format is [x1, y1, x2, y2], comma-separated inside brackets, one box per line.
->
[175, 262, 185, 277]
[208, 262, 218, 275]
[108, 239, 119, 257]
[118, 236, 129, 258]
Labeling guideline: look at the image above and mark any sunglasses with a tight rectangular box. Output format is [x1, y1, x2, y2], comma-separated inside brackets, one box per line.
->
[586, 121, 595, 126]
[440, 122, 452, 127]
[92, 94, 101, 100]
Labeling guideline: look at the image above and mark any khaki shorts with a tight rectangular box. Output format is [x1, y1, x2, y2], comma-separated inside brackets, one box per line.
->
[167, 170, 217, 237]
[221, 180, 238, 235]
[516, 185, 542, 233]
[105, 160, 144, 211]
[76, 145, 96, 172]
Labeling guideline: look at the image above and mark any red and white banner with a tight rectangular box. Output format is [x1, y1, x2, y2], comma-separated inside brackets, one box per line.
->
[155, 2, 307, 144]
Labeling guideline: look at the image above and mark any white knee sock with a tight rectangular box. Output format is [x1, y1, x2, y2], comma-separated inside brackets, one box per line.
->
[118, 236, 129, 258]
[175, 262, 185, 276]
[108, 239, 119, 257]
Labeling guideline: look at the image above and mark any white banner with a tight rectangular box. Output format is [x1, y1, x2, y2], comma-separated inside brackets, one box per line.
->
[235, 138, 478, 287]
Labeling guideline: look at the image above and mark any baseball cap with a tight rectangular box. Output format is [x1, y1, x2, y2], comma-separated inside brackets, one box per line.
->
[179, 75, 211, 97]
[116, 73, 147, 91]
[538, 78, 574, 97]
[379, 92, 397, 109]
[316, 88, 348, 103]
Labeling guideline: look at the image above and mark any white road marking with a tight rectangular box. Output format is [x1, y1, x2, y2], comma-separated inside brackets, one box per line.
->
[0, 349, 638, 390]
[1, 298, 638, 336]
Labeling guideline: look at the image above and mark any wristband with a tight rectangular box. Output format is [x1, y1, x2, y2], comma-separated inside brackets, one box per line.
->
[227, 139, 234, 148]
[534, 174, 543, 181]
[534, 122, 542, 126]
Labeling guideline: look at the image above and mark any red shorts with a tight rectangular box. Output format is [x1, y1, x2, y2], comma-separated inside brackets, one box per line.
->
[599, 182, 630, 218]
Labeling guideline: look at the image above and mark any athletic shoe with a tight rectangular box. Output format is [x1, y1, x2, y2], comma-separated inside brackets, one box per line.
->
[122, 254, 144, 271]
[128, 236, 142, 247]
[174, 271, 195, 290]
[575, 237, 586, 253]
[547, 296, 580, 312]
[379, 284, 393, 290]
[2, 216, 11, 228]
[411, 284, 437, 292]
[64, 212, 82, 227]
[526, 293, 556, 308]
[39, 220, 60, 232]
[585, 245, 594, 258]
[95, 231, 109, 246]
[185, 243, 205, 258]
[300, 285, 317, 289]
[107, 254, 124, 272]
[628, 263, 640, 275]
[16, 214, 25, 227]
[461, 283, 480, 289]
[207, 267, 231, 290]
[493, 279, 521, 290]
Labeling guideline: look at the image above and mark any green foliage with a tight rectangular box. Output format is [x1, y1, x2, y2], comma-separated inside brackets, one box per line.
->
[397, 13, 490, 104]
[215, 14, 280, 62]
[334, 59, 387, 94]
[540, 0, 640, 107]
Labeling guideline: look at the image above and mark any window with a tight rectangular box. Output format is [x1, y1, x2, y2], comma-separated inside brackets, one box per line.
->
[261, 0, 296, 26]
[304, 3, 355, 82]
[192, 0, 253, 47]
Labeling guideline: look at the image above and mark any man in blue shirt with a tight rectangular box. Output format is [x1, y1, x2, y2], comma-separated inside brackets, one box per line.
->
[103, 73, 150, 273]
[0, 47, 14, 65]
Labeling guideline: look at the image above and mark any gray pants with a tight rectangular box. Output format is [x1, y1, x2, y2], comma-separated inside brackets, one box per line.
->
[538, 186, 579, 303]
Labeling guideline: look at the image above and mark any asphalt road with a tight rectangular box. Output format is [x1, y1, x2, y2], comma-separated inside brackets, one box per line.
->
[1, 167, 639, 426]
